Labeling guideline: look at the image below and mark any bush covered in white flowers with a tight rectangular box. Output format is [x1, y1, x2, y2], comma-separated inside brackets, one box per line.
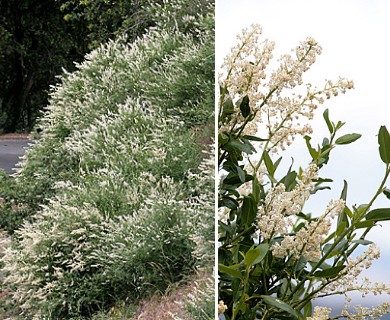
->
[0, 0, 214, 318]
[0, 0, 214, 233]
[3, 176, 196, 318]
[218, 24, 390, 320]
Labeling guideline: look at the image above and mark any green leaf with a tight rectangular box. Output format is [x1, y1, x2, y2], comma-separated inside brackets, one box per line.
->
[318, 143, 332, 167]
[336, 221, 347, 236]
[235, 165, 246, 183]
[354, 204, 370, 220]
[281, 171, 297, 192]
[239, 95, 250, 118]
[355, 220, 375, 229]
[313, 265, 345, 278]
[294, 256, 307, 273]
[242, 135, 268, 142]
[263, 150, 275, 177]
[366, 208, 390, 221]
[309, 259, 332, 271]
[304, 136, 318, 160]
[334, 238, 348, 252]
[378, 126, 390, 164]
[224, 139, 254, 154]
[322, 137, 330, 147]
[337, 180, 349, 229]
[241, 138, 257, 153]
[323, 109, 333, 133]
[274, 157, 282, 171]
[222, 96, 234, 116]
[352, 239, 373, 245]
[313, 178, 333, 183]
[345, 205, 353, 219]
[326, 252, 344, 261]
[240, 196, 256, 227]
[244, 244, 269, 268]
[335, 133, 361, 145]
[252, 177, 260, 203]
[340, 180, 348, 201]
[335, 121, 345, 130]
[235, 299, 248, 315]
[260, 295, 302, 319]
[219, 196, 238, 210]
[221, 95, 235, 123]
[322, 231, 335, 245]
[383, 188, 390, 200]
[218, 264, 243, 280]
[303, 301, 313, 317]
[313, 186, 331, 193]
[223, 173, 254, 186]
[232, 278, 243, 301]
[219, 132, 229, 144]
[221, 185, 240, 198]
[323, 239, 348, 258]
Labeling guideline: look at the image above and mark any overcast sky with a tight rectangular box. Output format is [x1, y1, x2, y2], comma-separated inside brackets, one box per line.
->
[217, 0, 390, 310]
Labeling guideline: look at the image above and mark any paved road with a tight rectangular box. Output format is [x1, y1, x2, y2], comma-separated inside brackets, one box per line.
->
[0, 139, 30, 174]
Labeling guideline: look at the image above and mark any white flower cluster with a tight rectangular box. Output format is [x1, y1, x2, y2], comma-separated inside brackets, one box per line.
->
[307, 306, 332, 320]
[341, 302, 390, 319]
[272, 199, 345, 260]
[218, 206, 230, 223]
[244, 160, 267, 185]
[218, 24, 354, 152]
[319, 244, 390, 300]
[218, 300, 228, 315]
[268, 37, 322, 92]
[221, 24, 275, 107]
[218, 24, 275, 137]
[251, 161, 348, 262]
[256, 164, 318, 240]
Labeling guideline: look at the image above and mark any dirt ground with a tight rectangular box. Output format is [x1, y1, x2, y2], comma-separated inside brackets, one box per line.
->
[0, 133, 30, 140]
[132, 283, 191, 320]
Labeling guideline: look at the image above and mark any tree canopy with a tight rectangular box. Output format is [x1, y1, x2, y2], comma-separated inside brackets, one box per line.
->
[0, 0, 164, 133]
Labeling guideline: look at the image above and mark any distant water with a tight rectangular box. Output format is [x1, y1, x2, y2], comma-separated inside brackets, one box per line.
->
[342, 314, 390, 319]
[314, 297, 390, 319]
[330, 309, 390, 319]
[218, 313, 390, 319]
[218, 299, 390, 319]
[335, 315, 390, 320]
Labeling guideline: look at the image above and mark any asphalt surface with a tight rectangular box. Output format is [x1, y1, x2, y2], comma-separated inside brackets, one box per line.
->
[0, 139, 30, 174]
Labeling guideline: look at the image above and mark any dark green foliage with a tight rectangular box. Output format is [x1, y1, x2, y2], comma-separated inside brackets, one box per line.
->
[0, 0, 89, 132]
[59, 0, 163, 49]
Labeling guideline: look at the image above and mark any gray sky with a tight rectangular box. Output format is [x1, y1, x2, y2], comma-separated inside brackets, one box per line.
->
[217, 0, 390, 308]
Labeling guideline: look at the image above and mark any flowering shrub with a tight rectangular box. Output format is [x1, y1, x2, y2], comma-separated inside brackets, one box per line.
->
[0, 0, 214, 233]
[0, 0, 214, 318]
[2, 176, 196, 318]
[218, 24, 390, 320]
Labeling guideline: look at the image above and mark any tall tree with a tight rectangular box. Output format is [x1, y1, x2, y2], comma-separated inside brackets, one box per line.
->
[0, 0, 90, 132]
[59, 0, 155, 49]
